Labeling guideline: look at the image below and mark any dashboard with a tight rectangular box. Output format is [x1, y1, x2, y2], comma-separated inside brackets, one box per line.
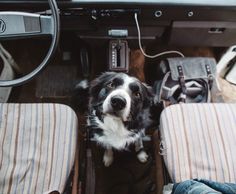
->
[1, 0, 236, 46]
[1, 0, 236, 6]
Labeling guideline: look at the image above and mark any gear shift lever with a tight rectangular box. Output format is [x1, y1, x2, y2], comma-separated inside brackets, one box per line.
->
[109, 39, 129, 72]
[115, 40, 121, 67]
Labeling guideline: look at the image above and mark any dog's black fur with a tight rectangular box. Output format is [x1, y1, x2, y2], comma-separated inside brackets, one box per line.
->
[73, 72, 162, 165]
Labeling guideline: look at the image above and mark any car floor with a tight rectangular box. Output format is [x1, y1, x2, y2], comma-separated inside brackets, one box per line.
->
[4, 38, 234, 194]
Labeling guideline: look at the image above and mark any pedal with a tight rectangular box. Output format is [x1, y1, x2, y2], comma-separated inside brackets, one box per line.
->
[108, 40, 129, 72]
[80, 47, 90, 78]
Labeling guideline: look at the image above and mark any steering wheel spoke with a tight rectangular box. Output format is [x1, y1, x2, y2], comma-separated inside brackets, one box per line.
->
[0, 12, 53, 40]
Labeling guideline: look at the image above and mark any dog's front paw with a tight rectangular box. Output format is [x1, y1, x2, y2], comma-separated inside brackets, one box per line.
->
[103, 150, 114, 167]
[137, 150, 148, 163]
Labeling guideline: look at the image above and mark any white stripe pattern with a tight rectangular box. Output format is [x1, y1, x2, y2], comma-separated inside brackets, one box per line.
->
[0, 104, 78, 194]
[160, 103, 236, 183]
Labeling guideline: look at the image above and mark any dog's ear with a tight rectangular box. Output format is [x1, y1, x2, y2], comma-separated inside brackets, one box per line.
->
[72, 79, 89, 113]
[90, 72, 116, 99]
[141, 83, 154, 109]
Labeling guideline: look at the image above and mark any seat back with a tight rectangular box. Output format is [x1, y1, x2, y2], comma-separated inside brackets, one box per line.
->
[0, 103, 78, 194]
[159, 103, 236, 183]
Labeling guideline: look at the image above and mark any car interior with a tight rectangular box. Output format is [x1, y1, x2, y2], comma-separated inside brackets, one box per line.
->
[0, 0, 236, 194]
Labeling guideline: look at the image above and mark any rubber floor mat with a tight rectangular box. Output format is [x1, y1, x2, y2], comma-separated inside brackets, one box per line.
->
[36, 65, 78, 98]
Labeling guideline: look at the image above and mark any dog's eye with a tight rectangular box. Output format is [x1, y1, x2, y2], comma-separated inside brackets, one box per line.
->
[107, 82, 115, 89]
[134, 92, 141, 98]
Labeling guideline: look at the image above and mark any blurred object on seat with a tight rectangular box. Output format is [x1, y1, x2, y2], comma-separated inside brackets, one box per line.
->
[225, 61, 236, 84]
[217, 45, 236, 78]
[217, 76, 236, 102]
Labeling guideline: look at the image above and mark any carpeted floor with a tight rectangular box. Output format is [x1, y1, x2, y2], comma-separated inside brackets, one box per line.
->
[92, 140, 157, 194]
[36, 65, 78, 98]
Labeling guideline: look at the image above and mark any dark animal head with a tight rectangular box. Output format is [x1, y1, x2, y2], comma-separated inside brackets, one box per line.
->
[89, 72, 154, 129]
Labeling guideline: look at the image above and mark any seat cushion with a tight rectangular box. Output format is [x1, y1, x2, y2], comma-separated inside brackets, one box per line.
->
[0, 103, 78, 194]
[160, 103, 236, 184]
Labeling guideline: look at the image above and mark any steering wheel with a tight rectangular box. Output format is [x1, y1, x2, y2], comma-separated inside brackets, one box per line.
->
[0, 0, 60, 87]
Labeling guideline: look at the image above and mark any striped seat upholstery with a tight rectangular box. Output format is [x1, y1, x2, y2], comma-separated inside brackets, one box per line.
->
[0, 104, 78, 194]
[160, 103, 236, 184]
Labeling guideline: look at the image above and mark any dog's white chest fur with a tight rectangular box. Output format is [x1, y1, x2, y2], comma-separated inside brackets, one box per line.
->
[94, 115, 139, 150]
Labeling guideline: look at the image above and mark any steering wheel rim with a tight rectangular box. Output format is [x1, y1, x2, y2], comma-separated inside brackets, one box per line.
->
[0, 0, 60, 87]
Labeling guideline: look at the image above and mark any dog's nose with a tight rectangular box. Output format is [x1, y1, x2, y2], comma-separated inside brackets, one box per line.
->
[111, 95, 127, 111]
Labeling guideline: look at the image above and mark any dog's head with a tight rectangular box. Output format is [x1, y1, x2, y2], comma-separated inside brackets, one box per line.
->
[89, 72, 154, 128]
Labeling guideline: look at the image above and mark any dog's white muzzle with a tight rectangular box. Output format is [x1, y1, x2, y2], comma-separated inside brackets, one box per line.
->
[102, 89, 131, 121]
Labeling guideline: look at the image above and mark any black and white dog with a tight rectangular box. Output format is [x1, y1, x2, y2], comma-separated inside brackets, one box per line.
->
[76, 72, 157, 166]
